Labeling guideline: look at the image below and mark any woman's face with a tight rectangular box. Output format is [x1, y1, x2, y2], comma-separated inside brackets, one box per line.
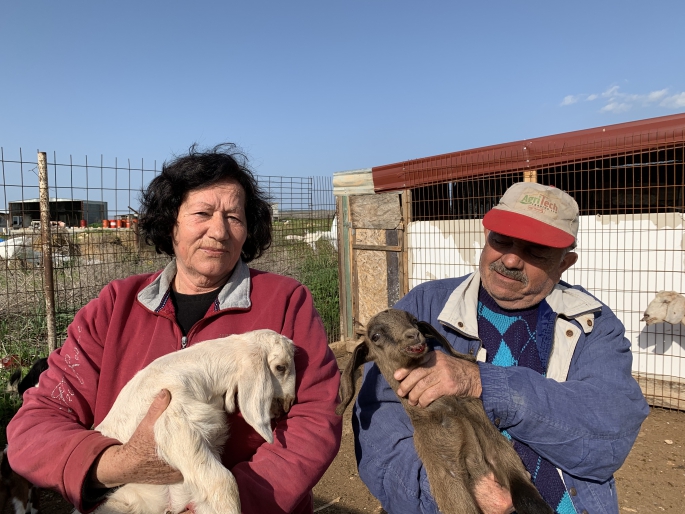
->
[172, 179, 248, 294]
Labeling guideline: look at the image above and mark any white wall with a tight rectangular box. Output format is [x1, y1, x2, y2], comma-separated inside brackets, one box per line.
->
[407, 213, 685, 380]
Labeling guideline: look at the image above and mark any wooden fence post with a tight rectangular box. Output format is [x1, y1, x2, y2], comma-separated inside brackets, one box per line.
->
[38, 151, 57, 353]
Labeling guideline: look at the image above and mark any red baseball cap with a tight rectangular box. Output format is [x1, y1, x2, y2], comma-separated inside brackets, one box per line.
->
[482, 182, 579, 248]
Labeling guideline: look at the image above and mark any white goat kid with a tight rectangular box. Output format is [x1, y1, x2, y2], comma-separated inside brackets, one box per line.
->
[284, 216, 338, 251]
[79, 329, 296, 514]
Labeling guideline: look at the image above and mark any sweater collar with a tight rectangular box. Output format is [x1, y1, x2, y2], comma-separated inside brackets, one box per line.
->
[438, 271, 602, 338]
[138, 258, 252, 312]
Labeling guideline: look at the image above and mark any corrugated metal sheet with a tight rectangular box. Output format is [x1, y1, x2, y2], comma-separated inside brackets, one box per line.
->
[372, 113, 685, 193]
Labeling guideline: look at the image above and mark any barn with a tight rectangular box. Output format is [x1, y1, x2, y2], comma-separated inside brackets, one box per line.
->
[334, 112, 685, 409]
[8, 198, 108, 228]
[0, 210, 8, 234]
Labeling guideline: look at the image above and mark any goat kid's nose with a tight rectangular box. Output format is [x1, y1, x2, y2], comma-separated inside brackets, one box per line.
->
[282, 395, 295, 413]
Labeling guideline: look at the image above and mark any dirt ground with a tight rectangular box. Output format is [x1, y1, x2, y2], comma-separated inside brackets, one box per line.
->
[11, 350, 685, 514]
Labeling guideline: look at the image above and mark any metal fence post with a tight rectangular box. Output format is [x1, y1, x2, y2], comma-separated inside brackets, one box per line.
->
[38, 151, 57, 353]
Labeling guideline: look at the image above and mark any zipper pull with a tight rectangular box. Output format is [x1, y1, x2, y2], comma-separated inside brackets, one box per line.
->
[181, 336, 188, 349]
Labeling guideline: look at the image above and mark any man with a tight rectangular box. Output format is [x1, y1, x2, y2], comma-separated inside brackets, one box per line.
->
[353, 182, 649, 514]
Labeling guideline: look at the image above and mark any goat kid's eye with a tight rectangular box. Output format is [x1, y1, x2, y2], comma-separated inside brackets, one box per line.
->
[276, 365, 286, 373]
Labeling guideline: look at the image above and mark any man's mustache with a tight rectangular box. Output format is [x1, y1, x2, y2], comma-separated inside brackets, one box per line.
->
[489, 261, 528, 285]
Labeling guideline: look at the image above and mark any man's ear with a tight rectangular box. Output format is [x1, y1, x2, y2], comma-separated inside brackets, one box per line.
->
[559, 251, 578, 274]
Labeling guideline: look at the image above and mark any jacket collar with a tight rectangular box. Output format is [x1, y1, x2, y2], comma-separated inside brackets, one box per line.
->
[437, 271, 602, 338]
[137, 258, 252, 312]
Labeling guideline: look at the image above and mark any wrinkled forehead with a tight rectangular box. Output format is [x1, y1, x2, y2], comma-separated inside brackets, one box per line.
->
[181, 179, 247, 210]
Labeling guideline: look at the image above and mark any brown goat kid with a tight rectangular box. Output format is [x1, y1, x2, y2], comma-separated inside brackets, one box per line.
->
[337, 309, 553, 514]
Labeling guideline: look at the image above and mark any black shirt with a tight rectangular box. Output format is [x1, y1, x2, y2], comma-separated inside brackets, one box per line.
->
[169, 288, 219, 335]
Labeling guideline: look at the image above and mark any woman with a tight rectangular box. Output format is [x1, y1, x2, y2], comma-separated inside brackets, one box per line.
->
[7, 144, 342, 513]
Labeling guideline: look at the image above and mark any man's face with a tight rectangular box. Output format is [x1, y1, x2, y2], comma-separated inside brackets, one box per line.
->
[479, 230, 578, 310]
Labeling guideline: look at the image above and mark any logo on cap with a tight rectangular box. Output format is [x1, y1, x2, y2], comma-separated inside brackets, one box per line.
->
[519, 193, 559, 216]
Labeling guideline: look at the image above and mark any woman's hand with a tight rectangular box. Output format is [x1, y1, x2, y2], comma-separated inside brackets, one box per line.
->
[89, 389, 184, 488]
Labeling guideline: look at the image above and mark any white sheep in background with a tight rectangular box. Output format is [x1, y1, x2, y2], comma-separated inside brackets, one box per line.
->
[79, 329, 296, 514]
[642, 291, 685, 325]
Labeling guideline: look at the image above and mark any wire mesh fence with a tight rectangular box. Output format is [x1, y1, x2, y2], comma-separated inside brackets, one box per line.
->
[0, 150, 339, 382]
[402, 126, 685, 409]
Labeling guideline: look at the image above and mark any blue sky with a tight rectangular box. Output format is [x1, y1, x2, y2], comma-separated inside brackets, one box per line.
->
[1, 0, 684, 179]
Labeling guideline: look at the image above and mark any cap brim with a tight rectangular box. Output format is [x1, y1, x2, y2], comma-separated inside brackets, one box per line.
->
[483, 209, 575, 248]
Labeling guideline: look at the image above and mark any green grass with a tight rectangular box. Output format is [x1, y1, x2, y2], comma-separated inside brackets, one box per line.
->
[251, 217, 341, 342]
[0, 309, 62, 363]
[0, 307, 64, 442]
[297, 245, 340, 342]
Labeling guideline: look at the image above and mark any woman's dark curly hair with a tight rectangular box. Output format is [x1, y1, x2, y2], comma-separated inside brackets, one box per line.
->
[139, 143, 272, 262]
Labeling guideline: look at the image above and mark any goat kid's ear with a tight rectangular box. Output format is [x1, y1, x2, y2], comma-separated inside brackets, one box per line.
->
[335, 342, 370, 417]
[238, 352, 275, 445]
[416, 321, 471, 361]
[416, 321, 445, 343]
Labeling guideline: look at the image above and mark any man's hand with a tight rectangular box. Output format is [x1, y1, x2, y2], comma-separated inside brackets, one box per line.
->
[394, 351, 482, 407]
[474, 473, 515, 514]
[89, 389, 184, 488]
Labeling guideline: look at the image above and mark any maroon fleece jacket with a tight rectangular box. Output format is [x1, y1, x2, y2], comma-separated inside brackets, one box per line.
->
[7, 265, 342, 513]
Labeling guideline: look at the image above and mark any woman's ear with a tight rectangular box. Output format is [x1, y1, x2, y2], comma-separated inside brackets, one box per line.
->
[237, 349, 274, 444]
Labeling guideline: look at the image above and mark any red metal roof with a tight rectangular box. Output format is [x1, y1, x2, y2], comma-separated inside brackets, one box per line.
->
[371, 113, 685, 192]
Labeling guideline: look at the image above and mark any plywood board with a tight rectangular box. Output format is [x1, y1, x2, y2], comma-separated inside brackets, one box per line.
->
[356, 229, 389, 326]
[350, 194, 401, 230]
